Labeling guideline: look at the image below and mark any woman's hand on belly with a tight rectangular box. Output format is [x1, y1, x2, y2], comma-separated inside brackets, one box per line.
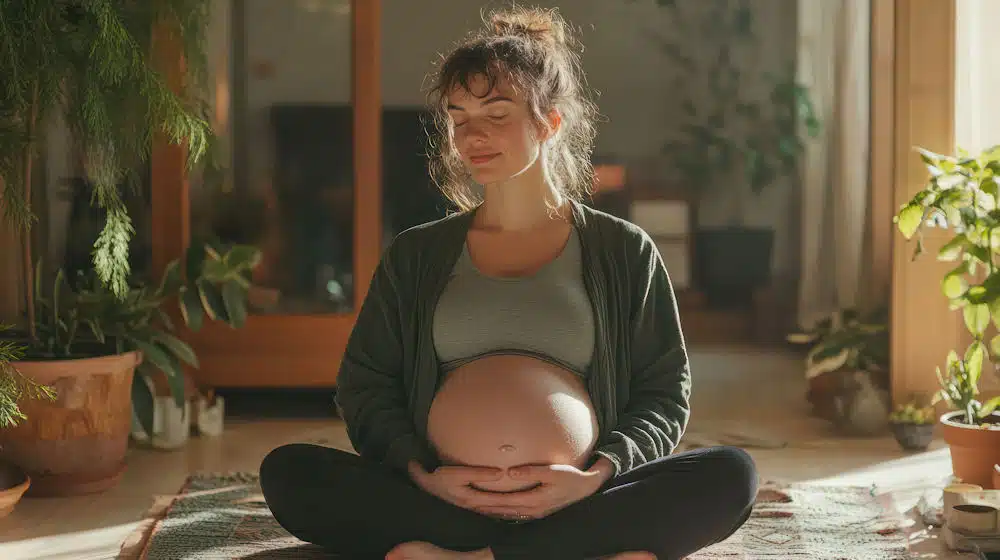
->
[408, 461, 508, 509]
[475, 458, 616, 520]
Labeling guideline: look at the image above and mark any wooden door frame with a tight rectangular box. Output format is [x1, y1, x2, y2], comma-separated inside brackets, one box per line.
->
[885, 0, 965, 405]
[150, 0, 382, 387]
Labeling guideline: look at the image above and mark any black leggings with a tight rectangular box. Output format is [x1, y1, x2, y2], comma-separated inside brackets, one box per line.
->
[260, 444, 757, 560]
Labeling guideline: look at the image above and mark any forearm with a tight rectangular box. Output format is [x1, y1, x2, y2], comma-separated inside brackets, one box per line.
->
[335, 365, 435, 472]
[595, 353, 691, 475]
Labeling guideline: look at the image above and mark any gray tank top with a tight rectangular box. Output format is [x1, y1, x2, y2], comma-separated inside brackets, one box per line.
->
[432, 231, 596, 376]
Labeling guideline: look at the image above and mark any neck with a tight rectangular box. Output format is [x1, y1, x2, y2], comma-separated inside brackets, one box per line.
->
[478, 161, 567, 231]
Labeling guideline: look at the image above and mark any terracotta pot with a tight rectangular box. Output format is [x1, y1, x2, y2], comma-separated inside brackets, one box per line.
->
[940, 410, 1000, 489]
[0, 351, 142, 497]
[0, 459, 29, 517]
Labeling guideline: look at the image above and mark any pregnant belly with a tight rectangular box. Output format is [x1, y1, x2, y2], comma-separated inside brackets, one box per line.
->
[427, 354, 599, 492]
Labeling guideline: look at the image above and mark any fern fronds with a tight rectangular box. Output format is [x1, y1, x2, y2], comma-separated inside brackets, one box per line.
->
[0, 0, 213, 298]
[0, 325, 55, 428]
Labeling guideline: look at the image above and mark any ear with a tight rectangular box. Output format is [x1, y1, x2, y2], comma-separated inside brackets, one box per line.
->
[538, 108, 562, 142]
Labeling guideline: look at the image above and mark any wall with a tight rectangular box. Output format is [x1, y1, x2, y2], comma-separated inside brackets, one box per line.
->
[234, 0, 799, 276]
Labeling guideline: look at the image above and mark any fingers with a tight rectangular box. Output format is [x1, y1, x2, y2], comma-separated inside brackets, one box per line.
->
[509, 463, 575, 481]
[462, 484, 551, 510]
[407, 460, 428, 483]
[437, 465, 505, 483]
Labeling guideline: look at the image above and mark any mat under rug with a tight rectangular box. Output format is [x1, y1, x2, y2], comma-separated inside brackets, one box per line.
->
[119, 473, 909, 559]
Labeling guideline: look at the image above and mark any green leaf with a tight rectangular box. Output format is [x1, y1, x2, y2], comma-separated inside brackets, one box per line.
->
[981, 396, 1000, 416]
[185, 243, 207, 284]
[990, 298, 1000, 330]
[938, 236, 967, 261]
[201, 258, 230, 282]
[179, 286, 204, 332]
[131, 339, 186, 409]
[965, 342, 986, 386]
[197, 281, 230, 323]
[223, 245, 263, 271]
[131, 371, 155, 438]
[965, 304, 991, 335]
[155, 332, 199, 368]
[896, 204, 924, 239]
[158, 260, 183, 297]
[943, 272, 968, 299]
[221, 282, 248, 329]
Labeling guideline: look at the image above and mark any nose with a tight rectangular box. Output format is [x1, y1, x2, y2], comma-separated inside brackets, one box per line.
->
[461, 119, 489, 145]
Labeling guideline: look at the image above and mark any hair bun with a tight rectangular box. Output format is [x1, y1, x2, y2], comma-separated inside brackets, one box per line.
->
[490, 6, 566, 46]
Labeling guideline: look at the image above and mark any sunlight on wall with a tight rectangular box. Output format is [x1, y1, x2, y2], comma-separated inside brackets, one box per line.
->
[954, 0, 1000, 153]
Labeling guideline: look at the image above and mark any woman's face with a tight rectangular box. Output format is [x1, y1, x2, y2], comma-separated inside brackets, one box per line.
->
[446, 75, 556, 185]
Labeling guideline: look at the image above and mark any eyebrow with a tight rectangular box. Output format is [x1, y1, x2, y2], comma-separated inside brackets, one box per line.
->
[447, 95, 514, 111]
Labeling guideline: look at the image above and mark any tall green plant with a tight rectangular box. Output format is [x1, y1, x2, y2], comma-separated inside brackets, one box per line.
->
[638, 0, 820, 223]
[0, 0, 213, 338]
[895, 146, 1000, 425]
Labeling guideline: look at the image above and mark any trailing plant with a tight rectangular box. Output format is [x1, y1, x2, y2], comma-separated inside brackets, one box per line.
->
[23, 242, 261, 436]
[636, 0, 821, 223]
[895, 145, 1000, 425]
[0, 325, 54, 428]
[0, 0, 213, 335]
[787, 307, 889, 382]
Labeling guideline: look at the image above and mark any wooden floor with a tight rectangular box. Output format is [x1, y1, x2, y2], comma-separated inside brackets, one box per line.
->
[0, 346, 970, 559]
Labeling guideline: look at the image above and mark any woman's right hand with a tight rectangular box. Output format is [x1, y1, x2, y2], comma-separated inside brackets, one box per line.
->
[407, 460, 505, 511]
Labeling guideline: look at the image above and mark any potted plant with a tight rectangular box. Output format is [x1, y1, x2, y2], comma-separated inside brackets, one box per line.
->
[787, 307, 890, 435]
[888, 399, 936, 451]
[647, 0, 821, 307]
[0, 1, 228, 496]
[895, 145, 1000, 488]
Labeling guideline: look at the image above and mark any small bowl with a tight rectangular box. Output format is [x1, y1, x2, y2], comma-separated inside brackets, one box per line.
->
[890, 421, 935, 451]
[0, 460, 30, 518]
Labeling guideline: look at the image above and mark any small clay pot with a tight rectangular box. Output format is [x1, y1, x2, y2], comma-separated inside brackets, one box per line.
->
[0, 459, 30, 518]
[890, 421, 935, 451]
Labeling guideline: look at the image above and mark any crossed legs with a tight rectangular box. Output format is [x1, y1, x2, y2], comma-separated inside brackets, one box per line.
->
[260, 444, 757, 560]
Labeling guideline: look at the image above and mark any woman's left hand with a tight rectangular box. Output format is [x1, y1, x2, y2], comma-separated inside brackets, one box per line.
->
[477, 457, 615, 520]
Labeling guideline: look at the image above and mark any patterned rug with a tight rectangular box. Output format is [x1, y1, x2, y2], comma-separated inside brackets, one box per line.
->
[118, 473, 910, 559]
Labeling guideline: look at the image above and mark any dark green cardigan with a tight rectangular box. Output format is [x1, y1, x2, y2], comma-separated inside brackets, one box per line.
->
[334, 201, 691, 477]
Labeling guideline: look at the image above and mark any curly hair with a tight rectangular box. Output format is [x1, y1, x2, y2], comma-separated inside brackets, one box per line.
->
[425, 5, 599, 211]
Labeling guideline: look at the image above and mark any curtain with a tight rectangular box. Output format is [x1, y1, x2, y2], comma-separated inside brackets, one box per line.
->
[795, 0, 872, 327]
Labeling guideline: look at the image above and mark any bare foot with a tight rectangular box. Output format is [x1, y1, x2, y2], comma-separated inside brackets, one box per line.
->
[602, 553, 657, 560]
[386, 541, 493, 560]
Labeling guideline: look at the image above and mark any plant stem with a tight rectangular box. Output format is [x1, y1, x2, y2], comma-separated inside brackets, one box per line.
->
[21, 83, 39, 343]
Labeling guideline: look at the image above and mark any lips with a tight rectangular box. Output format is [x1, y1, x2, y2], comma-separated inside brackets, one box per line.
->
[469, 153, 499, 165]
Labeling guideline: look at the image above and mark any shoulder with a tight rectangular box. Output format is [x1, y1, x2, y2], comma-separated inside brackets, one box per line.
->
[391, 210, 471, 247]
[575, 203, 658, 263]
[381, 210, 472, 268]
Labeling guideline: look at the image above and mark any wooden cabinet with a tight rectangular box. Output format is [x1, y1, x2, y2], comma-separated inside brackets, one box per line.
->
[151, 1, 384, 388]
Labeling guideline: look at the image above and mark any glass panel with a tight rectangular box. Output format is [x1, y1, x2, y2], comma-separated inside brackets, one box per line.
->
[379, 2, 459, 242]
[191, 0, 355, 315]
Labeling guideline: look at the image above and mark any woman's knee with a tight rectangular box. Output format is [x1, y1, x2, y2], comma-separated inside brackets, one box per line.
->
[261, 444, 317, 485]
[704, 446, 758, 516]
[260, 444, 355, 500]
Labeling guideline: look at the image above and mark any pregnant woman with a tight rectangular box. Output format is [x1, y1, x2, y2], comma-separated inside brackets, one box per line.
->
[261, 6, 757, 559]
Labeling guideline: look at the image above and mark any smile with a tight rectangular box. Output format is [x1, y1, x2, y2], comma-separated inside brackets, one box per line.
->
[469, 153, 499, 165]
